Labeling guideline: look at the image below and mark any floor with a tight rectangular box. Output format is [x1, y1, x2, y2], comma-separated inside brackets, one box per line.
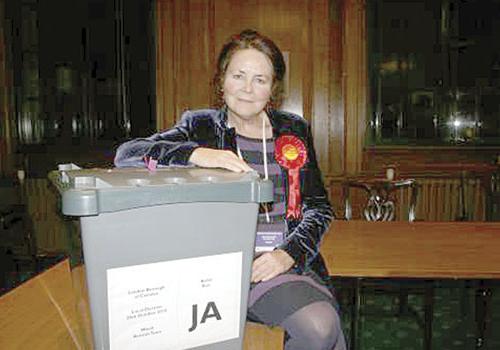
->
[334, 279, 500, 350]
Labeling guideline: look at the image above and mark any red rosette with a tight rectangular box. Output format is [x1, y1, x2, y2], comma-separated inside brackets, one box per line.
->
[275, 135, 307, 219]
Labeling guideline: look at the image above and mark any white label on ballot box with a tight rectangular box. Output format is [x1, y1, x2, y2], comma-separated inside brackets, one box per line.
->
[107, 251, 242, 350]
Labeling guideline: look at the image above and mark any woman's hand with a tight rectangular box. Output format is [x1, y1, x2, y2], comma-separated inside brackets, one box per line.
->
[251, 249, 295, 283]
[189, 147, 253, 173]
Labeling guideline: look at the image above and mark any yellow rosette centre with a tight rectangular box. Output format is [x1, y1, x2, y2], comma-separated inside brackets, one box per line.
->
[283, 144, 299, 161]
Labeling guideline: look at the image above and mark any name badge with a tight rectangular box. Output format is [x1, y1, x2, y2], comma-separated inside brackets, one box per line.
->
[255, 231, 284, 253]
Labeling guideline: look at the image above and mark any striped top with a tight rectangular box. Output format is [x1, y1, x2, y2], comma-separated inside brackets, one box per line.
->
[236, 135, 287, 238]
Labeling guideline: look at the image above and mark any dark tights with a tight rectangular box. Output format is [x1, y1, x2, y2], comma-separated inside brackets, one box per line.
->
[280, 301, 347, 350]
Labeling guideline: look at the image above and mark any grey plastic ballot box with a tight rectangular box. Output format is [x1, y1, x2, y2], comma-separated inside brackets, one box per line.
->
[49, 166, 273, 350]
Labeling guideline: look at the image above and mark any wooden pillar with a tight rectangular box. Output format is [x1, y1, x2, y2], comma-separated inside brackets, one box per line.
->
[328, 0, 346, 176]
[155, 0, 215, 131]
[309, 0, 332, 174]
[155, 0, 178, 131]
[343, 0, 367, 175]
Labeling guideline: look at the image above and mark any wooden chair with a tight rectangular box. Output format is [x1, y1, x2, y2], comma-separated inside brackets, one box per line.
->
[341, 176, 433, 350]
[342, 177, 418, 222]
[486, 168, 500, 221]
[0, 204, 38, 286]
[0, 259, 89, 349]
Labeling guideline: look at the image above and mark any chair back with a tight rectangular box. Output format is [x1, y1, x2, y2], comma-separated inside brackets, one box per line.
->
[343, 178, 418, 222]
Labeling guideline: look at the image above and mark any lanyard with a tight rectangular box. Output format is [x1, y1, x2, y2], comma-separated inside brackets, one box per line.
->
[234, 115, 271, 223]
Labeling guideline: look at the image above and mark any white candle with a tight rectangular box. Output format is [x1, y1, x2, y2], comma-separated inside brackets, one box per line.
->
[386, 168, 395, 181]
[17, 169, 26, 183]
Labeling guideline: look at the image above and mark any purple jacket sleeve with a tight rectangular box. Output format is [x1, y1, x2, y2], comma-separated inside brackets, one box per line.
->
[114, 111, 200, 168]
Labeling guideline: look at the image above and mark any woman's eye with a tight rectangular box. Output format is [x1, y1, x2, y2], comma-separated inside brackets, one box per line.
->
[233, 74, 243, 79]
[256, 78, 267, 84]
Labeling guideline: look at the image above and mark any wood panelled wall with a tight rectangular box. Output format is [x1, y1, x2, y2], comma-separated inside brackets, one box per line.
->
[0, 0, 15, 178]
[342, 0, 367, 175]
[155, 0, 497, 223]
[156, 0, 367, 176]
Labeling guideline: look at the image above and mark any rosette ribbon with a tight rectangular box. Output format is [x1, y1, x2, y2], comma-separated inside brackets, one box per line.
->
[275, 135, 307, 219]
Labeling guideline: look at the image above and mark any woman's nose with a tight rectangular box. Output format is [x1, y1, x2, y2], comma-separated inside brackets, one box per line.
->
[242, 79, 253, 93]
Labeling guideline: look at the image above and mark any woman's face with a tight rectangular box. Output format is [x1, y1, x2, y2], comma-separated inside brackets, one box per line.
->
[223, 48, 273, 121]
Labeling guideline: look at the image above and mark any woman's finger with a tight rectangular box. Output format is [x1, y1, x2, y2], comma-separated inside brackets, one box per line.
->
[252, 253, 279, 282]
[189, 148, 252, 172]
[251, 250, 295, 282]
[251, 255, 268, 282]
[252, 262, 273, 282]
[222, 151, 253, 172]
[223, 157, 250, 173]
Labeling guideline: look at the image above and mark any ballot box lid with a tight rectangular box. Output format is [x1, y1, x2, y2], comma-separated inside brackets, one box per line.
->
[48, 166, 273, 216]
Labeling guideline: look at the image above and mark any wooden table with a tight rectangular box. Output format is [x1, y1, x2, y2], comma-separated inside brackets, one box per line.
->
[321, 220, 500, 349]
[322, 220, 500, 279]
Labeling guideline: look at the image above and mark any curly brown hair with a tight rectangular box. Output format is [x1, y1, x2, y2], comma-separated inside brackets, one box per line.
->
[213, 29, 286, 109]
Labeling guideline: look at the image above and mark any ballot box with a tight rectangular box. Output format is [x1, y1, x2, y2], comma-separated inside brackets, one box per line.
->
[49, 165, 272, 350]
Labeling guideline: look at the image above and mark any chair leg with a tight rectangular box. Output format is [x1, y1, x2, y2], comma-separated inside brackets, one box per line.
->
[398, 287, 409, 315]
[350, 278, 361, 350]
[459, 280, 472, 318]
[423, 281, 434, 350]
[475, 281, 491, 349]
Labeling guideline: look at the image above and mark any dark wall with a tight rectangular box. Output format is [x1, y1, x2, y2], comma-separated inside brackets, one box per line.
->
[5, 0, 155, 176]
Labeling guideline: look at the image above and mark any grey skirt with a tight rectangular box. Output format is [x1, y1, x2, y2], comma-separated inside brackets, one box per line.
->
[247, 270, 339, 326]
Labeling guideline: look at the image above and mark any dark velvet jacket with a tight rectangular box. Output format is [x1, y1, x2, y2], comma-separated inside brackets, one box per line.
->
[114, 108, 334, 284]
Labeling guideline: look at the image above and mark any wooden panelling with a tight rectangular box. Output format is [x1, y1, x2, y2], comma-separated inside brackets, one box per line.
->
[363, 146, 500, 174]
[155, 0, 175, 131]
[155, 0, 340, 173]
[418, 176, 484, 221]
[177, 0, 214, 112]
[22, 179, 76, 254]
[0, 0, 14, 177]
[155, 0, 496, 184]
[329, 0, 345, 175]
[343, 0, 367, 175]
[156, 0, 215, 130]
[310, 0, 331, 172]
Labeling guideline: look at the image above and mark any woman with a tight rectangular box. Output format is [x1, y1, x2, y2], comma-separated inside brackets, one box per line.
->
[115, 29, 346, 350]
